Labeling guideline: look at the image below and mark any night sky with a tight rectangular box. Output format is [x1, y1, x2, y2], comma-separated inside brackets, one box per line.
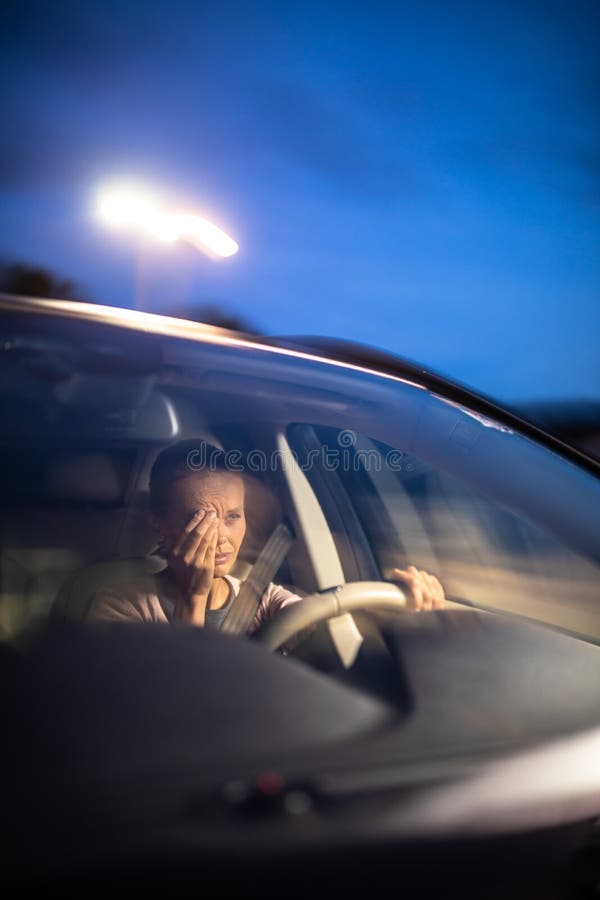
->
[1, 0, 598, 402]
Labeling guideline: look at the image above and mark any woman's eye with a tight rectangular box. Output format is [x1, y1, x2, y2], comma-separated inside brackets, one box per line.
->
[227, 513, 241, 522]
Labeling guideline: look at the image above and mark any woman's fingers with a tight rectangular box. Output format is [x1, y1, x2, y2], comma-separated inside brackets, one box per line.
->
[185, 509, 206, 534]
[389, 565, 422, 610]
[170, 510, 221, 622]
[173, 509, 206, 556]
[186, 518, 218, 569]
[387, 567, 413, 599]
[422, 570, 438, 610]
[199, 522, 218, 568]
[173, 511, 216, 562]
[387, 566, 446, 611]
[417, 570, 429, 610]
[430, 574, 446, 608]
[187, 522, 219, 599]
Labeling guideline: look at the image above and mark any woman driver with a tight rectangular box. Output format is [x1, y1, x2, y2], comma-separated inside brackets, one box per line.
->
[88, 439, 445, 630]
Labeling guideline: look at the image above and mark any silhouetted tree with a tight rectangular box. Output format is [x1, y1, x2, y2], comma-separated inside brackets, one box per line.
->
[170, 301, 259, 333]
[0, 262, 83, 301]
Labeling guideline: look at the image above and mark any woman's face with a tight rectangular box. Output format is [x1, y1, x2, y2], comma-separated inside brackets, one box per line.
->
[156, 471, 246, 578]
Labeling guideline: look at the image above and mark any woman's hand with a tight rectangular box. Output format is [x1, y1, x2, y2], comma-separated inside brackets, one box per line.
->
[170, 509, 219, 625]
[387, 565, 446, 611]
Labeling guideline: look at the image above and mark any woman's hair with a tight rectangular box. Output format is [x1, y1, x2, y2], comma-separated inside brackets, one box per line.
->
[149, 439, 241, 516]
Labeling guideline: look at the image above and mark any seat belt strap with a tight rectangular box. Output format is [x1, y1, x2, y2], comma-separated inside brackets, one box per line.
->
[219, 521, 295, 636]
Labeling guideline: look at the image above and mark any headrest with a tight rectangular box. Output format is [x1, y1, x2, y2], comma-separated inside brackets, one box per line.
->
[44, 452, 123, 504]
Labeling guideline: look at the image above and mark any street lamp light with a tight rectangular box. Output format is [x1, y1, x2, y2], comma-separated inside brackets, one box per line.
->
[96, 182, 239, 258]
[96, 181, 239, 310]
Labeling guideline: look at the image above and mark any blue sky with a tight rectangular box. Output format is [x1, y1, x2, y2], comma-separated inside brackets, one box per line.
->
[1, 0, 598, 402]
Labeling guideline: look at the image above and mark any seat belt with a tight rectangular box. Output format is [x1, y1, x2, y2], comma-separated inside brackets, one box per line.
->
[219, 521, 295, 636]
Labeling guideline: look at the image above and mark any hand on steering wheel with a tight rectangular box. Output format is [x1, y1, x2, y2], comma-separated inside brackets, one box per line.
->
[385, 566, 446, 611]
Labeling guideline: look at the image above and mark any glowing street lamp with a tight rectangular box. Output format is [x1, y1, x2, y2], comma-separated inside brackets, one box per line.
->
[96, 182, 239, 258]
[167, 213, 239, 258]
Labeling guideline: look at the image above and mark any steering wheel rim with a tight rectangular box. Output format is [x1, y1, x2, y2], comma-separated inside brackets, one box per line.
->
[252, 581, 410, 650]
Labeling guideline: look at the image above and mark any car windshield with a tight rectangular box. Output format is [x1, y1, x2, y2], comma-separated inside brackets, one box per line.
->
[2, 304, 599, 646]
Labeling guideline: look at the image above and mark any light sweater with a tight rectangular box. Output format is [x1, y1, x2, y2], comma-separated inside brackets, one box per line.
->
[87, 569, 303, 635]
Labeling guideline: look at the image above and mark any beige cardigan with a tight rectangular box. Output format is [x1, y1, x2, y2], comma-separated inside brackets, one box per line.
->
[87, 569, 302, 635]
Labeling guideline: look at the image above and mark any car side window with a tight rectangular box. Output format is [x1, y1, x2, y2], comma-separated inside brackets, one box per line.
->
[288, 424, 600, 640]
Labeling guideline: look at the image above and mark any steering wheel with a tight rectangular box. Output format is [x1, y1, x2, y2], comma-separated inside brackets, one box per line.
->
[252, 581, 410, 650]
